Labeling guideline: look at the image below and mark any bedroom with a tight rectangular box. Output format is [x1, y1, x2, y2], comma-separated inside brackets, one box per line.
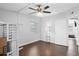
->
[0, 3, 79, 56]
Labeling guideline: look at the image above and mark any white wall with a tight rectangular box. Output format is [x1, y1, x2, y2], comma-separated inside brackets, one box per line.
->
[17, 14, 41, 46]
[55, 18, 67, 46]
[0, 9, 41, 47]
[41, 16, 55, 43]
[41, 13, 68, 46]
[41, 6, 79, 46]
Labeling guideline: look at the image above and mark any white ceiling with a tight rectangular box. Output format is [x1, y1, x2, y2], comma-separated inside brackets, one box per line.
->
[0, 3, 79, 17]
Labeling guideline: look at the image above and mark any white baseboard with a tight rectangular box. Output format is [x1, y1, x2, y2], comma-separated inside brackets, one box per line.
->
[19, 39, 40, 47]
[19, 39, 67, 47]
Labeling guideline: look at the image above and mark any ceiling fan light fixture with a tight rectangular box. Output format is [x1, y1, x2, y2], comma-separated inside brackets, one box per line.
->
[36, 12, 43, 17]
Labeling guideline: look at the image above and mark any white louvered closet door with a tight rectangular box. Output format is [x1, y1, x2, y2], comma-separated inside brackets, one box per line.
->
[7, 24, 18, 56]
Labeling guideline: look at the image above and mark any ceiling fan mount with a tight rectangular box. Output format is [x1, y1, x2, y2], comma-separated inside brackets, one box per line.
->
[36, 5, 42, 12]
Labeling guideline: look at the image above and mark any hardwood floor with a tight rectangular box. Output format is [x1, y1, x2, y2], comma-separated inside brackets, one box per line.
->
[19, 40, 68, 56]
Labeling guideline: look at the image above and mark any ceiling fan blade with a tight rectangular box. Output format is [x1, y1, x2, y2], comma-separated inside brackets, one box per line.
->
[29, 7, 36, 10]
[43, 11, 51, 13]
[44, 6, 49, 10]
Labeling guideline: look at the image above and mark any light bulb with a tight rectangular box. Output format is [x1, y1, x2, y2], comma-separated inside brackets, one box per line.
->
[36, 12, 43, 16]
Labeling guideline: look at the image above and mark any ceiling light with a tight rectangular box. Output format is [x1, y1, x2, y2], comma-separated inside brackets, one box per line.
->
[36, 12, 43, 17]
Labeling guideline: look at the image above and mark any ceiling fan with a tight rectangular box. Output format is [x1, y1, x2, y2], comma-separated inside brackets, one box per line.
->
[28, 4, 51, 16]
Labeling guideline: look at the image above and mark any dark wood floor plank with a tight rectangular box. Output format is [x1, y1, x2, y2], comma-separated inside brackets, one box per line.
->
[19, 40, 68, 56]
